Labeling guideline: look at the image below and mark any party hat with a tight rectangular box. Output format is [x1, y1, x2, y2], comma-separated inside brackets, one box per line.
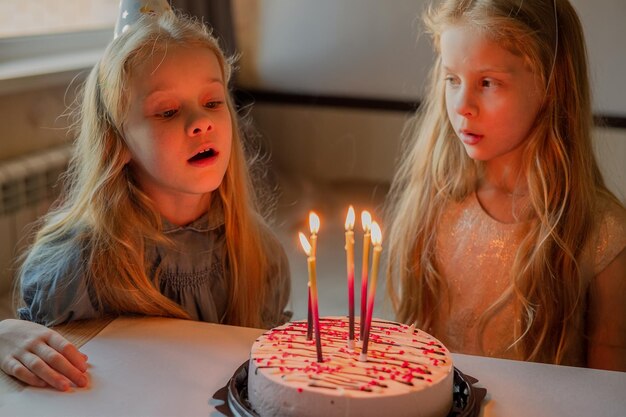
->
[114, 0, 174, 39]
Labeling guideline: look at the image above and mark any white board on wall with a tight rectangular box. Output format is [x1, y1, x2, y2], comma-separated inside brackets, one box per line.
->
[242, 0, 626, 116]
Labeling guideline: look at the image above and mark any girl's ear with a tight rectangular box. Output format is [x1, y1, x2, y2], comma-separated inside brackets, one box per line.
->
[122, 147, 132, 165]
[118, 127, 132, 164]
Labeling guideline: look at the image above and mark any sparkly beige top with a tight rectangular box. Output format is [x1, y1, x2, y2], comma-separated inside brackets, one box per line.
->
[431, 193, 626, 366]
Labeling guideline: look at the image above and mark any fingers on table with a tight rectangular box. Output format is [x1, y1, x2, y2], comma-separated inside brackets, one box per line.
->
[2, 355, 47, 388]
[31, 341, 89, 390]
[47, 332, 88, 372]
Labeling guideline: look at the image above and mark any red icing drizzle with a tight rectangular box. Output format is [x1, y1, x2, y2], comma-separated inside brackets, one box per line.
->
[252, 317, 450, 394]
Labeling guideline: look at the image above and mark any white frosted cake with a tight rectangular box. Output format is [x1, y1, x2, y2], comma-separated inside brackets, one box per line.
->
[248, 316, 453, 417]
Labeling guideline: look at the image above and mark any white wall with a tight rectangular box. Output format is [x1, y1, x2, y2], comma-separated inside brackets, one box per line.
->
[573, 0, 626, 116]
[594, 127, 626, 202]
[0, 86, 73, 162]
[236, 0, 626, 202]
[252, 103, 626, 203]
[237, 0, 626, 115]
[251, 103, 408, 182]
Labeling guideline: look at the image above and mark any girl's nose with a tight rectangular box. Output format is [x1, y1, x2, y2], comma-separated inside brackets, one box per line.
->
[186, 111, 212, 136]
[454, 87, 478, 118]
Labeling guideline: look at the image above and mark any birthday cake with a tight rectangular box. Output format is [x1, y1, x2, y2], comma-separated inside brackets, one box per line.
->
[248, 316, 454, 417]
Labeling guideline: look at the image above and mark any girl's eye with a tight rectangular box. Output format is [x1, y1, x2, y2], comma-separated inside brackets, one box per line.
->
[204, 100, 223, 109]
[158, 109, 178, 118]
[481, 78, 498, 88]
[444, 76, 460, 86]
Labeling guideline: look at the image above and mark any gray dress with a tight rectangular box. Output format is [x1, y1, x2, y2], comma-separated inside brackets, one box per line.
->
[18, 208, 291, 329]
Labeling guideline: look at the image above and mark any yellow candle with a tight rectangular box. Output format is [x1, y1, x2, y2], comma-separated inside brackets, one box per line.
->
[307, 212, 319, 340]
[308, 256, 318, 307]
[309, 211, 320, 257]
[369, 243, 382, 302]
[299, 232, 323, 362]
[359, 210, 372, 340]
[345, 206, 355, 348]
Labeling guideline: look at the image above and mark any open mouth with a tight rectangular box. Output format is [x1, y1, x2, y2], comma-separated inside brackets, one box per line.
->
[459, 130, 483, 145]
[188, 148, 217, 163]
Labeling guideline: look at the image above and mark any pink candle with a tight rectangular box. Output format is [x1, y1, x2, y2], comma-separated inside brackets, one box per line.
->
[299, 232, 323, 362]
[306, 287, 313, 340]
[359, 211, 372, 340]
[360, 221, 382, 362]
[345, 206, 355, 348]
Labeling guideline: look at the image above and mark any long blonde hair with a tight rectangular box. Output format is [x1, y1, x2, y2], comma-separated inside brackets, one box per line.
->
[19, 12, 274, 328]
[386, 0, 619, 364]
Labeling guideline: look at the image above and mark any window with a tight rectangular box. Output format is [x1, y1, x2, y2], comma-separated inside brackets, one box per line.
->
[0, 0, 118, 38]
[0, 0, 118, 94]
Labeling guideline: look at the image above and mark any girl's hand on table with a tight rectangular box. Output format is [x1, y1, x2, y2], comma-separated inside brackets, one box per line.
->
[0, 319, 88, 391]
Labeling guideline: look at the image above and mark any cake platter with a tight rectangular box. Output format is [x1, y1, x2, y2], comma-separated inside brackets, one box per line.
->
[223, 361, 487, 417]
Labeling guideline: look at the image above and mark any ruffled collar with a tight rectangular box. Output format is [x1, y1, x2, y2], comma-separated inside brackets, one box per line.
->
[161, 198, 225, 234]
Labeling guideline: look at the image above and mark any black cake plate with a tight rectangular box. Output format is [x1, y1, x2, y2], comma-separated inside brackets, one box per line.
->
[216, 361, 487, 417]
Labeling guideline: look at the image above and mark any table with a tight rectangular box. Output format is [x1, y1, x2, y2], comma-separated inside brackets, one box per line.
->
[0, 317, 624, 417]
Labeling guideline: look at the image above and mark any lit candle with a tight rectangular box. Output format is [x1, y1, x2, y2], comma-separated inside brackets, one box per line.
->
[360, 221, 382, 362]
[306, 212, 320, 340]
[299, 232, 323, 362]
[309, 211, 320, 256]
[345, 206, 355, 349]
[359, 210, 372, 340]
[306, 286, 313, 340]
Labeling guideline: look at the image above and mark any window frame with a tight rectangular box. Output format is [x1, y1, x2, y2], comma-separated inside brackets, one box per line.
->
[0, 28, 112, 95]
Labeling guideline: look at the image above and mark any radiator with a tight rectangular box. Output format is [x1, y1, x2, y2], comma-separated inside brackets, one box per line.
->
[0, 144, 71, 296]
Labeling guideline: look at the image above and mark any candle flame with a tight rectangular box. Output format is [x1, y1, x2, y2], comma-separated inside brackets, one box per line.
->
[299, 232, 312, 256]
[371, 221, 382, 246]
[345, 206, 355, 230]
[361, 210, 372, 232]
[309, 211, 320, 235]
